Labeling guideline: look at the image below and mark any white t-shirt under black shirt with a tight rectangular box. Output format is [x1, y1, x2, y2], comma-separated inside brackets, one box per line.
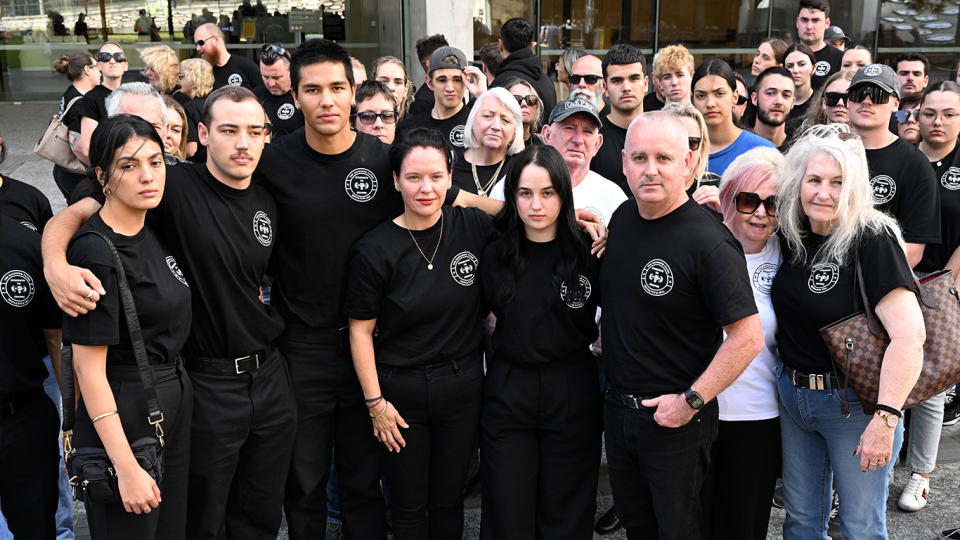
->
[490, 169, 627, 226]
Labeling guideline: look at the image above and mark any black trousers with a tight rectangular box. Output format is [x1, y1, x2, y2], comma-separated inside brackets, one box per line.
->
[378, 355, 483, 540]
[603, 389, 718, 540]
[185, 348, 298, 540]
[702, 418, 780, 540]
[52, 165, 86, 204]
[480, 358, 601, 540]
[77, 362, 194, 540]
[0, 389, 59, 540]
[279, 323, 386, 540]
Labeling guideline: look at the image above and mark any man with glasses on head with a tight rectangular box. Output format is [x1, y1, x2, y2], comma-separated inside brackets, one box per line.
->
[194, 22, 261, 90]
[568, 55, 606, 112]
[254, 44, 303, 139]
[750, 66, 796, 151]
[77, 42, 128, 167]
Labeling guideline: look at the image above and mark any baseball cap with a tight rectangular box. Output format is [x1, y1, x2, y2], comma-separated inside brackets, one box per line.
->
[850, 64, 900, 98]
[548, 96, 603, 127]
[824, 26, 850, 45]
[428, 46, 467, 74]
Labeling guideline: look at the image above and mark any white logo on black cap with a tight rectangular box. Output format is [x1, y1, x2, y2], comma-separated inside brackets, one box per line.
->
[166, 256, 189, 287]
[752, 262, 778, 295]
[640, 258, 674, 297]
[277, 103, 295, 120]
[228, 73, 243, 86]
[344, 168, 379, 202]
[869, 175, 897, 205]
[449, 125, 465, 147]
[942, 167, 960, 191]
[863, 64, 883, 77]
[808, 263, 839, 293]
[0, 270, 35, 307]
[814, 61, 831, 77]
[253, 210, 273, 246]
[450, 251, 479, 286]
[560, 275, 592, 309]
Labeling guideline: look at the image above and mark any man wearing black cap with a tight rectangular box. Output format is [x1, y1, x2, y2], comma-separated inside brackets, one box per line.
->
[824, 25, 850, 51]
[490, 17, 557, 125]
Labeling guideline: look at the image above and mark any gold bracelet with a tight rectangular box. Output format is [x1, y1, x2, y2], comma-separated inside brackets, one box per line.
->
[371, 400, 389, 419]
[91, 410, 118, 424]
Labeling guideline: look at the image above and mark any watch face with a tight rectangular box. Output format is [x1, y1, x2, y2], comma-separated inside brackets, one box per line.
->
[886, 414, 898, 428]
[685, 390, 704, 410]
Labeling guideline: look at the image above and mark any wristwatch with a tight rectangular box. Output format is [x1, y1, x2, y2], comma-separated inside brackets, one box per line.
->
[684, 388, 705, 411]
[875, 409, 899, 428]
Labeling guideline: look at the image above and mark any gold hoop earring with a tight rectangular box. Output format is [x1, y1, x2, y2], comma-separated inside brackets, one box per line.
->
[103, 185, 111, 196]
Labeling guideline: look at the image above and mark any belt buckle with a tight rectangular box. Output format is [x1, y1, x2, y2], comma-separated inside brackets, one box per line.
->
[790, 369, 799, 387]
[622, 394, 641, 409]
[234, 354, 260, 374]
[808, 373, 824, 391]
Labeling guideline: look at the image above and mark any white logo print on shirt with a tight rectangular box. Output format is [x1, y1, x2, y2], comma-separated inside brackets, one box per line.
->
[450, 251, 479, 286]
[560, 275, 592, 309]
[640, 259, 674, 297]
[807, 263, 839, 293]
[814, 61, 831, 77]
[0, 270, 35, 307]
[942, 167, 960, 190]
[277, 103, 296, 120]
[753, 263, 778, 295]
[869, 175, 896, 205]
[228, 73, 243, 86]
[253, 211, 273, 246]
[449, 125, 466, 147]
[166, 256, 189, 287]
[344, 168, 379, 202]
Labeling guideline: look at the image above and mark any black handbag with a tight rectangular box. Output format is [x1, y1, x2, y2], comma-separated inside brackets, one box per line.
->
[62, 231, 166, 504]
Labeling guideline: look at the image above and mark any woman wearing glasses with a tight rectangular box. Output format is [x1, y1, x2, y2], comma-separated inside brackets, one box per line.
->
[771, 126, 923, 539]
[802, 71, 854, 130]
[707, 147, 783, 539]
[896, 97, 922, 145]
[504, 78, 543, 148]
[451, 88, 525, 197]
[53, 51, 101, 202]
[353, 80, 400, 144]
[663, 102, 722, 211]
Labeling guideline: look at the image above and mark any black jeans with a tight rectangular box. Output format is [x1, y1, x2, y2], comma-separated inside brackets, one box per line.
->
[279, 323, 386, 540]
[0, 389, 59, 540]
[378, 355, 483, 540]
[52, 165, 86, 204]
[603, 388, 718, 540]
[185, 348, 298, 540]
[480, 358, 601, 540]
[77, 362, 194, 540]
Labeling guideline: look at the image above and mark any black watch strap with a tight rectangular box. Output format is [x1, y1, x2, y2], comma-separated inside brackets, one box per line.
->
[874, 403, 903, 418]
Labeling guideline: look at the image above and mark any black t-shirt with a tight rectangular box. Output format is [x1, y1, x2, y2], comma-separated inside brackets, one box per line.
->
[79, 84, 112, 123]
[345, 206, 492, 367]
[171, 89, 191, 107]
[63, 213, 192, 365]
[183, 96, 208, 164]
[60, 84, 85, 133]
[643, 92, 664, 113]
[0, 175, 54, 233]
[811, 45, 843, 90]
[396, 105, 471, 150]
[257, 129, 402, 328]
[253, 86, 304, 138]
[786, 98, 811, 131]
[599, 198, 757, 394]
[865, 137, 941, 245]
[408, 83, 435, 117]
[451, 154, 513, 196]
[771, 228, 914, 373]
[591, 115, 630, 196]
[686, 172, 721, 198]
[213, 54, 261, 90]
[481, 236, 599, 366]
[147, 162, 284, 357]
[918, 143, 960, 272]
[0, 215, 58, 398]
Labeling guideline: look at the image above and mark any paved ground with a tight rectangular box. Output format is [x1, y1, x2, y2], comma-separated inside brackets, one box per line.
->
[4, 101, 960, 539]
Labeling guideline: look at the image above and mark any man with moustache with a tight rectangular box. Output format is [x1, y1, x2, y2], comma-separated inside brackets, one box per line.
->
[568, 54, 606, 112]
[750, 67, 796, 150]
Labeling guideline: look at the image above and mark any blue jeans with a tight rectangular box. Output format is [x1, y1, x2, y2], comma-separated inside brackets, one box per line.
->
[905, 391, 946, 474]
[777, 363, 902, 540]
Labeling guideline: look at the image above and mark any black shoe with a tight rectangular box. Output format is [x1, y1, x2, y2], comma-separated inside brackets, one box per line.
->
[941, 527, 960, 539]
[595, 506, 622, 535]
[772, 482, 784, 508]
[944, 399, 960, 427]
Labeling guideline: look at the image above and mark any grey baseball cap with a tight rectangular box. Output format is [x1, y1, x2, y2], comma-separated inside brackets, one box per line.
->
[548, 96, 603, 127]
[428, 46, 468, 74]
[824, 25, 850, 45]
[850, 64, 900, 99]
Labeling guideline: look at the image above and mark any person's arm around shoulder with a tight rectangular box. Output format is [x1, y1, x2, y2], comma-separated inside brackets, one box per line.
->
[42, 197, 104, 316]
[348, 318, 409, 452]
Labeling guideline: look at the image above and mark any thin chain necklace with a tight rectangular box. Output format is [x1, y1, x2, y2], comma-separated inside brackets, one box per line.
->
[472, 159, 505, 197]
[405, 212, 443, 270]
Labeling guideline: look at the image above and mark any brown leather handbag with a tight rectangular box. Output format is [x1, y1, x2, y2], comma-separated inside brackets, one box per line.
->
[819, 256, 960, 415]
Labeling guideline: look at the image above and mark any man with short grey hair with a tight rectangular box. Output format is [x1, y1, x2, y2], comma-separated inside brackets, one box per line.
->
[104, 81, 166, 136]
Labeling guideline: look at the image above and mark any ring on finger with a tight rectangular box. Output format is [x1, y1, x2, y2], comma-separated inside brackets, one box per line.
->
[75, 304, 82, 312]
[84, 290, 95, 300]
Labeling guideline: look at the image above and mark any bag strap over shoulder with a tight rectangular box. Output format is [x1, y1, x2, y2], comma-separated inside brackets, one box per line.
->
[61, 95, 84, 119]
[854, 248, 936, 336]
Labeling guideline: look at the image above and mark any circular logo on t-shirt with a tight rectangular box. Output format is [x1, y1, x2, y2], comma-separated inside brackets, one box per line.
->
[863, 64, 883, 77]
[19, 220, 38, 232]
[166, 256, 189, 287]
[869, 175, 897, 205]
[640, 258, 674, 297]
[581, 205, 607, 226]
[807, 262, 839, 293]
[942, 167, 960, 190]
[344, 168, 379, 202]
[449, 125, 466, 147]
[449, 251, 479, 286]
[0, 270, 34, 307]
[277, 103, 296, 120]
[814, 61, 831, 77]
[252, 210, 273, 246]
[752, 262, 778, 295]
[227, 73, 243, 86]
[560, 275, 592, 309]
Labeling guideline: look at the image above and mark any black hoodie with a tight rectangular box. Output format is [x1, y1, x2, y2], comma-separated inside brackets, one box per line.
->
[491, 48, 557, 126]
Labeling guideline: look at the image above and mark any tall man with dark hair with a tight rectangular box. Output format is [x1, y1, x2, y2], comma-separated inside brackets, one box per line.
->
[895, 52, 930, 101]
[490, 17, 556, 125]
[750, 66, 796, 150]
[796, 0, 843, 89]
[254, 44, 304, 138]
[408, 34, 448, 116]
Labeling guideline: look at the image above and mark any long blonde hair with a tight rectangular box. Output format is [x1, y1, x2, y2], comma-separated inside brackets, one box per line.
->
[662, 101, 709, 182]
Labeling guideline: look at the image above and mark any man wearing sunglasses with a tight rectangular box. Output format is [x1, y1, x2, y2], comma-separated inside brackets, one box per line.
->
[254, 44, 303, 138]
[750, 66, 796, 150]
[568, 55, 606, 112]
[77, 42, 128, 167]
[849, 64, 940, 269]
[490, 17, 556, 126]
[194, 22, 261, 90]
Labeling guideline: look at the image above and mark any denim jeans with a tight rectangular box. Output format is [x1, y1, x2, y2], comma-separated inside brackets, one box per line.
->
[905, 391, 946, 474]
[777, 362, 902, 540]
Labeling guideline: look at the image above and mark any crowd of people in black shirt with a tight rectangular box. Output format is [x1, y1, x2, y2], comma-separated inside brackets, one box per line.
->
[5, 0, 960, 538]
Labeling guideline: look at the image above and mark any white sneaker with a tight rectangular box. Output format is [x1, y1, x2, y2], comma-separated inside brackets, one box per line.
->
[898, 473, 930, 512]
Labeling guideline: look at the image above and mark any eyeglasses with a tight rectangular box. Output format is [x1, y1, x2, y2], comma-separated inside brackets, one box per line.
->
[735, 192, 777, 216]
[736, 95, 748, 106]
[260, 44, 290, 65]
[894, 109, 920, 124]
[97, 52, 126, 63]
[512, 94, 539, 107]
[688, 137, 702, 151]
[824, 92, 847, 107]
[195, 38, 210, 47]
[353, 110, 399, 125]
[569, 74, 602, 85]
[847, 85, 892, 105]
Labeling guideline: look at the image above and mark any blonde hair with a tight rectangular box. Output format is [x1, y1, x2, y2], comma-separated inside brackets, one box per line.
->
[653, 45, 694, 78]
[139, 45, 179, 93]
[179, 58, 214, 98]
[463, 88, 525, 156]
[161, 94, 188, 160]
[662, 101, 709, 181]
[777, 124, 905, 266]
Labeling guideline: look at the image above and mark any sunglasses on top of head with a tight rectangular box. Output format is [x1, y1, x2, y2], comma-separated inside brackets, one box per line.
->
[735, 192, 777, 216]
[847, 85, 893, 105]
[260, 44, 290, 65]
[97, 52, 126, 63]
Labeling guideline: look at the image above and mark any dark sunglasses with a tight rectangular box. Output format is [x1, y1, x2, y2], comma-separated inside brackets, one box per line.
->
[97, 52, 126, 63]
[894, 109, 920, 124]
[512, 94, 539, 107]
[195, 37, 213, 47]
[847, 85, 892, 105]
[736, 95, 748, 106]
[824, 92, 847, 107]
[688, 136, 702, 151]
[354, 110, 399, 125]
[735, 192, 777, 216]
[260, 44, 290, 65]
[569, 74, 602, 85]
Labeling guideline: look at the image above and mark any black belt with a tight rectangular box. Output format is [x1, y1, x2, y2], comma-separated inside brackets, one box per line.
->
[606, 385, 660, 410]
[784, 365, 843, 391]
[185, 349, 270, 375]
[0, 389, 43, 417]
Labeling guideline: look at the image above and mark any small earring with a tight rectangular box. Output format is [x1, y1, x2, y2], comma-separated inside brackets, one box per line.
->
[103, 185, 111, 196]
